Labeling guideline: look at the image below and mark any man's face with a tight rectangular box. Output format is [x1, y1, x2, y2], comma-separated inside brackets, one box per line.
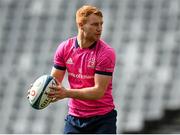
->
[82, 14, 103, 42]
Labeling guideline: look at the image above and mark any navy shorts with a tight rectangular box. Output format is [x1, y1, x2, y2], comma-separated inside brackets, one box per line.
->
[64, 109, 117, 134]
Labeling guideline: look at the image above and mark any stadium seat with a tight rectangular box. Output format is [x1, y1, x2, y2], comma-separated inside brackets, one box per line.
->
[0, 0, 180, 133]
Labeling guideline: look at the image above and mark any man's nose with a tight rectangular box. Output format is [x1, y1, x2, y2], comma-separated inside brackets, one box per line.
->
[97, 24, 102, 32]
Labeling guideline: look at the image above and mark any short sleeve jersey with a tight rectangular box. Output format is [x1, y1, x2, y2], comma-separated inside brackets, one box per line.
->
[53, 37, 116, 118]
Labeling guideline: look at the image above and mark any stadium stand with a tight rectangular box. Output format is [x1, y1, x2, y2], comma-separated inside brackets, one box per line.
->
[0, 0, 180, 133]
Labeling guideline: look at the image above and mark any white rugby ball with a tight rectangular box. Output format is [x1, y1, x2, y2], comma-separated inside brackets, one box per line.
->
[28, 75, 57, 110]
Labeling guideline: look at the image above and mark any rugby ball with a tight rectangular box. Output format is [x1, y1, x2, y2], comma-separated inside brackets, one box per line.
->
[28, 75, 57, 110]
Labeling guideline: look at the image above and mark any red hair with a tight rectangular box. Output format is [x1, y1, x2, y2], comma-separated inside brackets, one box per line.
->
[76, 5, 103, 25]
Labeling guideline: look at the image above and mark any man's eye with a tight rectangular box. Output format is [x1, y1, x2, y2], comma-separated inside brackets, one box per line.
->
[92, 23, 101, 26]
[92, 23, 98, 26]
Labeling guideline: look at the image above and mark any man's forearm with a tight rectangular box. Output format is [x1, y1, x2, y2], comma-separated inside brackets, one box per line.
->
[65, 86, 105, 100]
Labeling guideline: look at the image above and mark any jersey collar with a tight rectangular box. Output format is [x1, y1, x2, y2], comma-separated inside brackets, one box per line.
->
[75, 38, 97, 49]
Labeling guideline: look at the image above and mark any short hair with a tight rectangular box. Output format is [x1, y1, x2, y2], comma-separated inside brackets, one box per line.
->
[76, 5, 103, 25]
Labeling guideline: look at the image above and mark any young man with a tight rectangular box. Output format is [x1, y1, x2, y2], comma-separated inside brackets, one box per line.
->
[48, 5, 117, 134]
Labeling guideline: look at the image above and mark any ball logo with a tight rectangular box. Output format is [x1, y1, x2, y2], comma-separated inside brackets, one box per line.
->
[30, 90, 36, 96]
[40, 98, 50, 108]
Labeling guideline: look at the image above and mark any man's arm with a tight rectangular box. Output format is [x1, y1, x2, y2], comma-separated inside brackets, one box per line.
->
[51, 67, 66, 83]
[48, 73, 112, 100]
[66, 74, 111, 100]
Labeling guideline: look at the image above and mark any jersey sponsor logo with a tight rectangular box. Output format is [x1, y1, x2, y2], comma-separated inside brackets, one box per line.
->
[66, 58, 73, 64]
[69, 72, 94, 79]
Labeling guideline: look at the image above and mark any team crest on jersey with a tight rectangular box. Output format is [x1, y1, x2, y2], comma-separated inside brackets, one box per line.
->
[87, 57, 95, 68]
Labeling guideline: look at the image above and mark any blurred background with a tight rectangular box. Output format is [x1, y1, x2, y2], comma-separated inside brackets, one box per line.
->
[0, 0, 180, 133]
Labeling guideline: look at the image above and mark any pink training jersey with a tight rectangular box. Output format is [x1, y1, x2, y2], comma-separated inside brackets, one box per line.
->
[53, 37, 116, 118]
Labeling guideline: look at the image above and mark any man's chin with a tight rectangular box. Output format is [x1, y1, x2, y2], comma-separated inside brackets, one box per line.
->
[95, 35, 101, 40]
